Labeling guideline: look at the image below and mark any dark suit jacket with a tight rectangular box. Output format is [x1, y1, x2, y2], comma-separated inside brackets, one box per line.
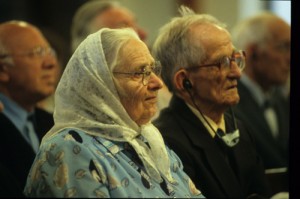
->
[0, 108, 53, 197]
[154, 95, 271, 198]
[233, 81, 289, 169]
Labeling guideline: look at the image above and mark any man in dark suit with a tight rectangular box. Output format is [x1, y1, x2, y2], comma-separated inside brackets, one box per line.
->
[231, 12, 290, 170]
[0, 21, 57, 197]
[152, 6, 271, 198]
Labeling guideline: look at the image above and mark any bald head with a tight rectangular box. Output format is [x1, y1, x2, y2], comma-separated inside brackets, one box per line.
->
[0, 21, 47, 55]
[232, 12, 290, 50]
[231, 12, 290, 91]
[0, 20, 59, 111]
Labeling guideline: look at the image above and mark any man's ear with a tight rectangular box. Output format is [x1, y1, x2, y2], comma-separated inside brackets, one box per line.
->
[0, 63, 10, 82]
[173, 69, 190, 92]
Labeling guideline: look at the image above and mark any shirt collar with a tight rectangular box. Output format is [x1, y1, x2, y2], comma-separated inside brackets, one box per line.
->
[186, 102, 225, 138]
[0, 93, 33, 134]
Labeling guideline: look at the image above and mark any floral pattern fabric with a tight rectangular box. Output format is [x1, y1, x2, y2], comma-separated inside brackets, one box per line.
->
[24, 129, 204, 198]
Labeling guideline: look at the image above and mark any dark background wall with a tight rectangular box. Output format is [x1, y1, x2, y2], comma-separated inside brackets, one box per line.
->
[0, 0, 87, 66]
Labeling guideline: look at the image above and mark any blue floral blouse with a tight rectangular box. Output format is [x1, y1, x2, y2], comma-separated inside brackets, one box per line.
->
[24, 129, 205, 198]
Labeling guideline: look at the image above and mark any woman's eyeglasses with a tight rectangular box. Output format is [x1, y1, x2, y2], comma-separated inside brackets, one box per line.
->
[113, 61, 162, 86]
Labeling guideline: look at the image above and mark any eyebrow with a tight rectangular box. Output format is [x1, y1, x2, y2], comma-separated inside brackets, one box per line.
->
[136, 62, 155, 70]
[212, 49, 238, 61]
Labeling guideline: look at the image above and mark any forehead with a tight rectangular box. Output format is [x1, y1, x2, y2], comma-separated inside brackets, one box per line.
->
[269, 19, 290, 41]
[98, 7, 136, 28]
[191, 23, 233, 58]
[1, 25, 48, 52]
[118, 39, 153, 69]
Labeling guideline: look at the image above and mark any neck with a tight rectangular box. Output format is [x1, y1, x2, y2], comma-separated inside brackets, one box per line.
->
[199, 106, 224, 124]
[4, 92, 36, 112]
[180, 90, 224, 124]
[187, 97, 224, 124]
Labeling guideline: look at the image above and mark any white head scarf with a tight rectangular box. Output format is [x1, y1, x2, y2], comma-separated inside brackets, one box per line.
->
[42, 28, 174, 183]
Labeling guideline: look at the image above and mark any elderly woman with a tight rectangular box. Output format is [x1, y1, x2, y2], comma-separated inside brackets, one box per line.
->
[23, 28, 204, 198]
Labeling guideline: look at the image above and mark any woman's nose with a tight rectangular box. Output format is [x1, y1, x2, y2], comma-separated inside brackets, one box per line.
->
[148, 73, 163, 90]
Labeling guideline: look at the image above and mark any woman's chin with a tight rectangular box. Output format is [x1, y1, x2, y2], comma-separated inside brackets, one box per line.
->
[136, 110, 157, 125]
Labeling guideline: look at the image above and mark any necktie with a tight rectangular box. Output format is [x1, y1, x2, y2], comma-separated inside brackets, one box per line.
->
[263, 100, 279, 138]
[214, 129, 228, 160]
[214, 129, 237, 172]
[25, 114, 40, 153]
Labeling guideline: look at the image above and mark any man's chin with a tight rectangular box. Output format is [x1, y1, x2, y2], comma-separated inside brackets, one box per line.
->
[224, 97, 240, 107]
[36, 90, 54, 101]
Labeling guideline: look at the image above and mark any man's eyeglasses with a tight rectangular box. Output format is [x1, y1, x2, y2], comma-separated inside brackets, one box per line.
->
[113, 61, 162, 86]
[0, 46, 56, 59]
[186, 50, 246, 72]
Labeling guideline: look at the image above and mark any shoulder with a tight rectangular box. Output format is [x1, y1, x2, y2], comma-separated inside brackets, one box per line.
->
[25, 129, 116, 197]
[41, 129, 122, 161]
[0, 112, 14, 127]
[42, 128, 97, 150]
[39, 129, 95, 160]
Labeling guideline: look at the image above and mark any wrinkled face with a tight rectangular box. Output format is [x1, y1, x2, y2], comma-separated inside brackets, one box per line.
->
[253, 19, 290, 88]
[2, 26, 59, 104]
[188, 24, 242, 110]
[92, 7, 147, 42]
[113, 39, 163, 125]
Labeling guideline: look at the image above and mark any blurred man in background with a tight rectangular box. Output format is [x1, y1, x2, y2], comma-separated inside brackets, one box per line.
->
[71, 0, 147, 52]
[0, 20, 58, 197]
[231, 12, 290, 170]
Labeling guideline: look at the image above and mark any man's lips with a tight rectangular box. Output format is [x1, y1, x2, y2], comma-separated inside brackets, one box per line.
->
[145, 96, 157, 102]
[42, 75, 56, 85]
[227, 84, 237, 90]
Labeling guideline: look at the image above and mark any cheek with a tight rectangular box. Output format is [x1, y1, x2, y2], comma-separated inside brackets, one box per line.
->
[220, 80, 240, 105]
[257, 56, 288, 84]
[121, 87, 157, 124]
[205, 75, 223, 98]
[271, 55, 290, 82]
[118, 82, 145, 120]
[13, 59, 40, 79]
[193, 73, 215, 94]
[10, 68, 36, 86]
[194, 79, 219, 104]
[122, 92, 143, 110]
[214, 76, 239, 105]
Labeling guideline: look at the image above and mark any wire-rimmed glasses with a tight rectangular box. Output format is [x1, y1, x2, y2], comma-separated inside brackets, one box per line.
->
[186, 50, 246, 72]
[0, 46, 56, 59]
[113, 61, 162, 86]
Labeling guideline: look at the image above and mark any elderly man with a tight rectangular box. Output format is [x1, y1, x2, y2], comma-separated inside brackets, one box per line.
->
[231, 12, 290, 170]
[152, 6, 271, 198]
[0, 21, 58, 196]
